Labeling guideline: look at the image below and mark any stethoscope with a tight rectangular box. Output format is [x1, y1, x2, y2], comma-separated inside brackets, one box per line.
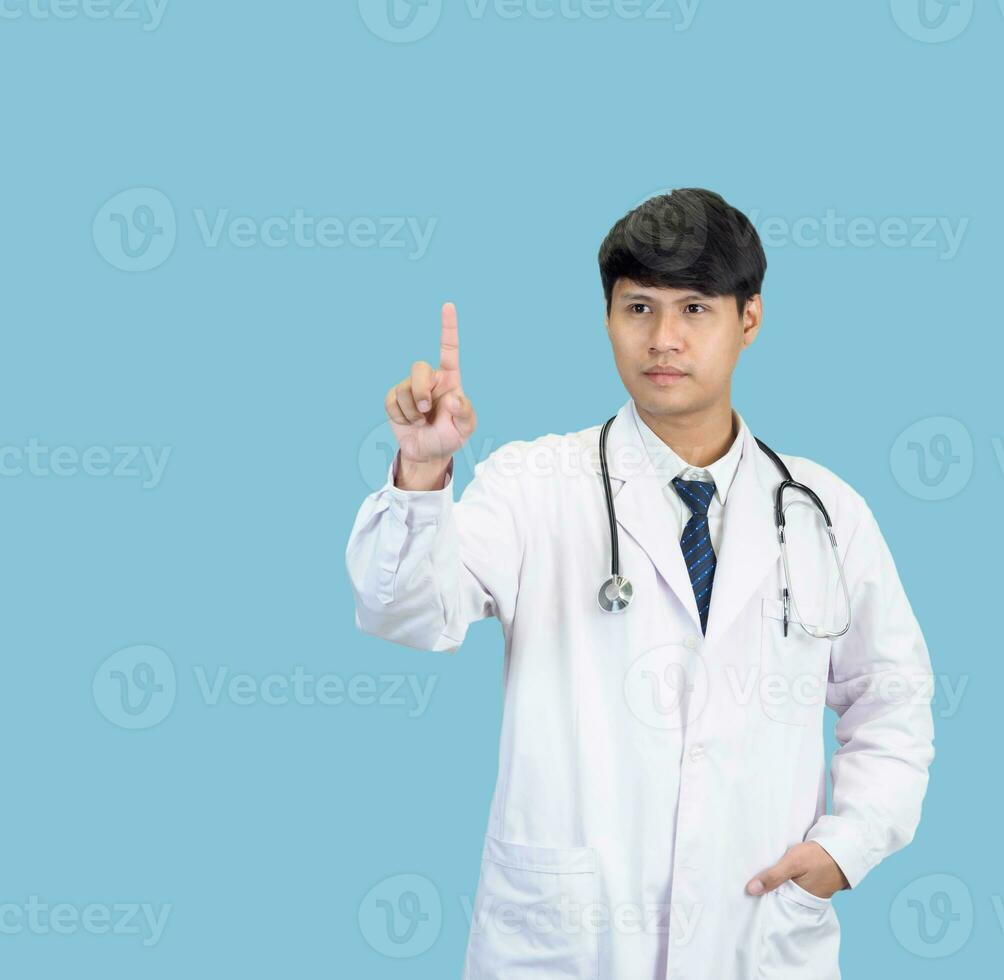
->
[596, 415, 852, 639]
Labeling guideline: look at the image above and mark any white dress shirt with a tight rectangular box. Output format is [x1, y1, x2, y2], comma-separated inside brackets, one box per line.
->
[629, 399, 745, 556]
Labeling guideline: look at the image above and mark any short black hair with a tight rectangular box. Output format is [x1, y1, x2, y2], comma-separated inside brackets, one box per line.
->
[598, 188, 766, 317]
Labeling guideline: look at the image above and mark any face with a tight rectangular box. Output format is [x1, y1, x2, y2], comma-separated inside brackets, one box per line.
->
[605, 278, 762, 420]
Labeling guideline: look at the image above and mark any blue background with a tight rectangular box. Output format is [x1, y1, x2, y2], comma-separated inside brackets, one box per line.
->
[1, 0, 999, 976]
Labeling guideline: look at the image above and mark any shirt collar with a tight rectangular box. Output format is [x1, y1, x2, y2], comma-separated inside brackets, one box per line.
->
[629, 399, 746, 507]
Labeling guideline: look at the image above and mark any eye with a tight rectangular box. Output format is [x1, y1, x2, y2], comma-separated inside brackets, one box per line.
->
[685, 303, 707, 315]
[629, 303, 651, 314]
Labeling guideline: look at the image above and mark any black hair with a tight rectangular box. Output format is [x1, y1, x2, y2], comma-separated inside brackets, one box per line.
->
[598, 188, 766, 318]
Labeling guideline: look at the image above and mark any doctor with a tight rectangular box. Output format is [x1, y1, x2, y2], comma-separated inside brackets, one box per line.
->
[345, 188, 935, 980]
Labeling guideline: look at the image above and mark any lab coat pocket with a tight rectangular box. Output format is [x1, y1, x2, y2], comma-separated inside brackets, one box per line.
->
[758, 879, 840, 980]
[759, 598, 831, 728]
[464, 834, 599, 980]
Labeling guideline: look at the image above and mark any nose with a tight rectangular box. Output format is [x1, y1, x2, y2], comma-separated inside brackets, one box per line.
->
[648, 312, 685, 353]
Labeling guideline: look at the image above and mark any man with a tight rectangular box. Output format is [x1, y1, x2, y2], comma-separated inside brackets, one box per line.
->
[345, 188, 935, 979]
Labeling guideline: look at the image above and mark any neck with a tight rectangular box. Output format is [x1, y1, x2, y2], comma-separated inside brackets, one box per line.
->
[636, 400, 737, 468]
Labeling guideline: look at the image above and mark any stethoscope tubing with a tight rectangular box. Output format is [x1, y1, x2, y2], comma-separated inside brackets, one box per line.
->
[597, 414, 851, 637]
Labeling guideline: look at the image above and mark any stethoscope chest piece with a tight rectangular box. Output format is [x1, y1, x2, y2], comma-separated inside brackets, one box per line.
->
[598, 574, 634, 613]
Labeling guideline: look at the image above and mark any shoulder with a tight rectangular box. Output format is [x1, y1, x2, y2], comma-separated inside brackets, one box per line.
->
[768, 446, 875, 539]
[473, 420, 600, 498]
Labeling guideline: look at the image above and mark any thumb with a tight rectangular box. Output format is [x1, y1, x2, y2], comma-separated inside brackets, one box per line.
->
[746, 857, 794, 896]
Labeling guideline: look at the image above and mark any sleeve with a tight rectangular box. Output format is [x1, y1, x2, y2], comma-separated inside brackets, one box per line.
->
[344, 445, 525, 653]
[803, 499, 936, 889]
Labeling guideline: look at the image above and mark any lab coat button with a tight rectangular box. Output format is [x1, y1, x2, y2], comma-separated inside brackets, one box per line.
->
[689, 743, 705, 761]
[683, 634, 700, 650]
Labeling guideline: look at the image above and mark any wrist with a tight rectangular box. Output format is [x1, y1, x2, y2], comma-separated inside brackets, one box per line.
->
[395, 453, 451, 491]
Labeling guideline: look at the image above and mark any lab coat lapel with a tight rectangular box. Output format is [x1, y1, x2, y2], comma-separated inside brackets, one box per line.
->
[596, 400, 702, 633]
[595, 400, 781, 644]
[702, 421, 781, 645]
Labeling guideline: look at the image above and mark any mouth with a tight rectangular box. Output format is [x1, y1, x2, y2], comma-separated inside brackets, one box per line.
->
[643, 368, 688, 386]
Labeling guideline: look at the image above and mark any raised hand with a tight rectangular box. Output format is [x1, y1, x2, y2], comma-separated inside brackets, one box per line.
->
[385, 302, 477, 481]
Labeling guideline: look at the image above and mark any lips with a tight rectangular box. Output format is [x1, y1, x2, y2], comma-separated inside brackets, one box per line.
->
[644, 368, 689, 387]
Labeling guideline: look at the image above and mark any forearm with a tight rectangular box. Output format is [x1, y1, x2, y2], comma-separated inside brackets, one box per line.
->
[346, 448, 523, 653]
[806, 501, 936, 889]
[346, 453, 460, 651]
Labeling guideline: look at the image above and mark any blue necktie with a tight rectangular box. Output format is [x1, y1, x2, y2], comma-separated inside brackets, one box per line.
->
[671, 476, 717, 635]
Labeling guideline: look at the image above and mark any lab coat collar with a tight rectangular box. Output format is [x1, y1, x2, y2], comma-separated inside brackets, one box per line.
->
[591, 397, 781, 643]
[629, 399, 745, 507]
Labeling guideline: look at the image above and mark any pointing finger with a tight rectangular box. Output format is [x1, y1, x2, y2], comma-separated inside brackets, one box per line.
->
[439, 301, 460, 377]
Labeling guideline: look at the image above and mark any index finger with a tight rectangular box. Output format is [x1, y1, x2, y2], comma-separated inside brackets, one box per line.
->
[439, 301, 460, 376]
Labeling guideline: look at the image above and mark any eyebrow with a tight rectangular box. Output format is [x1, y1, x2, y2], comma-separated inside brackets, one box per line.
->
[621, 292, 713, 302]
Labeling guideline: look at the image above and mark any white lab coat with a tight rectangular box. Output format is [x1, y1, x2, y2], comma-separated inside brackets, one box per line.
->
[345, 397, 935, 980]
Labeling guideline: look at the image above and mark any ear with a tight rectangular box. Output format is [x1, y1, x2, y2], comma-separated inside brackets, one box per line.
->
[741, 294, 763, 347]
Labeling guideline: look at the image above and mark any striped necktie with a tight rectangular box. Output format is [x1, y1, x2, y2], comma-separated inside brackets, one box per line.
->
[671, 476, 717, 635]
